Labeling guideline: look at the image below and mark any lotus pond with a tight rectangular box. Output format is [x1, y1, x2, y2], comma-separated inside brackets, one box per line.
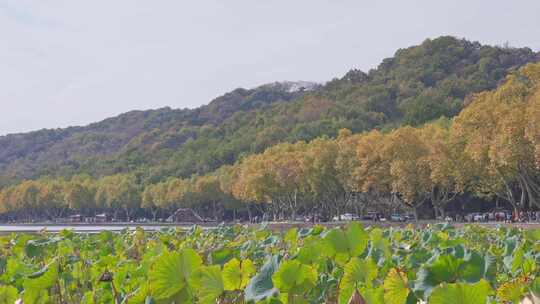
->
[0, 223, 539, 303]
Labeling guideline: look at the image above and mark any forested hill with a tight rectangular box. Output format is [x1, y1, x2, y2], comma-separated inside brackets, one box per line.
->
[0, 82, 312, 185]
[0, 36, 538, 186]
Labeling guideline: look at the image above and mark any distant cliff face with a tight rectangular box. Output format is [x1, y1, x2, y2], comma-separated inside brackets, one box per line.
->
[0, 36, 538, 185]
[259, 81, 320, 93]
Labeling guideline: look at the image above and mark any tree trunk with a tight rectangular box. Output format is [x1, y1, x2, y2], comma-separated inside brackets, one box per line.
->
[412, 207, 419, 222]
[246, 204, 253, 222]
[212, 201, 218, 220]
[521, 172, 540, 209]
[438, 207, 446, 219]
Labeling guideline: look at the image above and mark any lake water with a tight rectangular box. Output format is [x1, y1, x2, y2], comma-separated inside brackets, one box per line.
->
[1, 222, 538, 233]
[0, 224, 192, 233]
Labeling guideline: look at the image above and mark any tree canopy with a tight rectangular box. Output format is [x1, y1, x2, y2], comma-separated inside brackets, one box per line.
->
[0, 37, 537, 187]
[0, 38, 539, 221]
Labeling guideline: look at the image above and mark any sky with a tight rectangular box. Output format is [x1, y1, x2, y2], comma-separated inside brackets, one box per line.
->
[1, 0, 539, 135]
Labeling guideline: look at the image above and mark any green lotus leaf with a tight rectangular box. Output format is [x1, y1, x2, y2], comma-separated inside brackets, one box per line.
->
[244, 255, 280, 302]
[148, 249, 202, 300]
[284, 228, 298, 250]
[23, 260, 58, 304]
[531, 277, 540, 297]
[429, 279, 492, 304]
[503, 245, 525, 275]
[128, 283, 151, 304]
[525, 229, 540, 242]
[347, 222, 369, 257]
[24, 260, 58, 290]
[459, 252, 486, 283]
[272, 260, 317, 294]
[223, 258, 255, 291]
[296, 238, 324, 265]
[323, 228, 348, 255]
[324, 222, 368, 259]
[383, 268, 410, 304]
[0, 285, 18, 304]
[361, 286, 385, 304]
[198, 265, 224, 304]
[414, 254, 462, 295]
[339, 257, 378, 304]
[210, 247, 235, 265]
[25, 237, 62, 258]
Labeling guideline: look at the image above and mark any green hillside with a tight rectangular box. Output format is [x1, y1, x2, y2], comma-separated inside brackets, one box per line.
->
[0, 36, 537, 186]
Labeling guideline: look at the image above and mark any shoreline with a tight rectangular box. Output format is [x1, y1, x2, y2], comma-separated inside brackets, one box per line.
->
[0, 220, 539, 234]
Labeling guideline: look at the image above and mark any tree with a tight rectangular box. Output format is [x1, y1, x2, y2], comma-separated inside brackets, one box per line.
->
[231, 142, 308, 221]
[165, 178, 192, 211]
[303, 137, 346, 220]
[215, 165, 245, 221]
[96, 174, 141, 221]
[525, 88, 540, 169]
[37, 178, 68, 219]
[191, 175, 225, 220]
[0, 186, 16, 217]
[419, 122, 461, 218]
[384, 127, 432, 220]
[354, 130, 396, 214]
[64, 177, 96, 216]
[451, 63, 540, 211]
[335, 129, 367, 216]
[14, 181, 41, 220]
[142, 183, 167, 221]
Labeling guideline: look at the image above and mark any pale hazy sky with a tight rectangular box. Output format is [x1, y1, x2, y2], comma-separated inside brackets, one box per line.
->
[1, 0, 539, 135]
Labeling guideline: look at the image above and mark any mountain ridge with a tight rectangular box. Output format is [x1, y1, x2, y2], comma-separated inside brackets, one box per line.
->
[0, 36, 538, 186]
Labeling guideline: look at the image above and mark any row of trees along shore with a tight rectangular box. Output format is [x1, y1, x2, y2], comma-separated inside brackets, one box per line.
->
[0, 63, 539, 222]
